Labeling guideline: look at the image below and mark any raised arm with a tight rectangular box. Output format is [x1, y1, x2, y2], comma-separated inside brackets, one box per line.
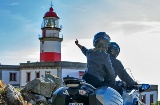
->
[75, 39, 89, 56]
[75, 39, 82, 49]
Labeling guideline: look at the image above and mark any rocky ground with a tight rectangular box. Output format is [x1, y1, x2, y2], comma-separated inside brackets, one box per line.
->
[0, 74, 62, 105]
[0, 91, 7, 105]
[0, 80, 7, 105]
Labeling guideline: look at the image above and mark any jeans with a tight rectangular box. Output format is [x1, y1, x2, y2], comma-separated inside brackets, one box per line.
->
[83, 73, 123, 95]
[82, 73, 103, 88]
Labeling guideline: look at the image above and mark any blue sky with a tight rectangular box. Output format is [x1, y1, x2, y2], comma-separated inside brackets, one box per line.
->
[1, 0, 160, 100]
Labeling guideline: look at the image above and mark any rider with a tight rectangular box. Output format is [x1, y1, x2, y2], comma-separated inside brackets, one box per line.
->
[108, 42, 137, 87]
[75, 32, 116, 88]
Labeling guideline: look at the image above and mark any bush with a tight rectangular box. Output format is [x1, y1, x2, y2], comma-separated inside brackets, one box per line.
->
[151, 101, 160, 105]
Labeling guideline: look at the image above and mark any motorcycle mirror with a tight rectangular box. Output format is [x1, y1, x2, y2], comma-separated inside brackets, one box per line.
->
[139, 84, 150, 92]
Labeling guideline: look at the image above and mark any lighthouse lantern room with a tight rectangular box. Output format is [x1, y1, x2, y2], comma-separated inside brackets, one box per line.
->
[39, 4, 63, 62]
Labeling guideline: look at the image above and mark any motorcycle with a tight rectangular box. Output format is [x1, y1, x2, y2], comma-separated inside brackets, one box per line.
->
[51, 77, 150, 105]
[121, 82, 150, 105]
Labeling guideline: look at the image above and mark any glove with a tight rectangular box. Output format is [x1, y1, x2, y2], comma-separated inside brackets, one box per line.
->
[75, 39, 79, 45]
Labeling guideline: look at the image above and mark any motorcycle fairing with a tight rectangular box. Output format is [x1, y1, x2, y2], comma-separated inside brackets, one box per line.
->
[98, 86, 123, 105]
[52, 87, 68, 105]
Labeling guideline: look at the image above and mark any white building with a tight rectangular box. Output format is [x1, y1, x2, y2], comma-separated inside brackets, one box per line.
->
[0, 62, 86, 88]
[140, 85, 158, 105]
[19, 61, 86, 87]
[0, 65, 20, 88]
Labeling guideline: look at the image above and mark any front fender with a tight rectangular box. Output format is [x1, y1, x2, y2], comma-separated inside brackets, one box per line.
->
[133, 98, 138, 105]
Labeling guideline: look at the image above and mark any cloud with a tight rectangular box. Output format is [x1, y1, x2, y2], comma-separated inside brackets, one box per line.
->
[0, 50, 39, 65]
[9, 2, 19, 6]
[111, 21, 160, 35]
[58, 0, 160, 40]
[12, 14, 30, 23]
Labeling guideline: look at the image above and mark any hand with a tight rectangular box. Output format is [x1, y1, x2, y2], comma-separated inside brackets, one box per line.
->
[75, 39, 82, 49]
[75, 39, 79, 45]
[134, 81, 138, 86]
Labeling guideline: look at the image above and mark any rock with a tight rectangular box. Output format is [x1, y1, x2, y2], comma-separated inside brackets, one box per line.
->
[21, 91, 36, 104]
[22, 74, 62, 98]
[0, 75, 63, 105]
[34, 94, 47, 104]
[21, 91, 48, 105]
[45, 74, 63, 89]
[0, 80, 6, 90]
[29, 99, 36, 105]
[5, 84, 25, 105]
[0, 80, 7, 105]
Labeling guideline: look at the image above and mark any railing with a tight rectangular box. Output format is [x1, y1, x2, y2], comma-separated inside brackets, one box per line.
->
[38, 34, 63, 39]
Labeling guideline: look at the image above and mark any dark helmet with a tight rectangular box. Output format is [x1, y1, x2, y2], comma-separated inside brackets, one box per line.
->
[108, 42, 120, 58]
[93, 32, 110, 48]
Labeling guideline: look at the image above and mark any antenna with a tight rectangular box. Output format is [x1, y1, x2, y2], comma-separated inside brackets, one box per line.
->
[51, 0, 53, 7]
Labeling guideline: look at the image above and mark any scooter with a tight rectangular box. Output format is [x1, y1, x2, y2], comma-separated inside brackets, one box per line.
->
[51, 77, 150, 105]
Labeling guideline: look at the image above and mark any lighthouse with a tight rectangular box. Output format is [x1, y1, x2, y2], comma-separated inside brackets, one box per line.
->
[39, 4, 63, 62]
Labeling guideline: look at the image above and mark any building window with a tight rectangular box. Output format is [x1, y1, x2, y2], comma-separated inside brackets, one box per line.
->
[150, 94, 154, 105]
[45, 71, 50, 76]
[26, 72, 31, 82]
[35, 71, 40, 78]
[141, 95, 146, 104]
[79, 71, 85, 79]
[9, 73, 16, 81]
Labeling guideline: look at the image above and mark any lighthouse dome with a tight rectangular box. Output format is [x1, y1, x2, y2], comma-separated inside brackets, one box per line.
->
[43, 7, 59, 18]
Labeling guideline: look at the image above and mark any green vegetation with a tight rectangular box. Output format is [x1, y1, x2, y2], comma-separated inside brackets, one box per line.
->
[0, 88, 6, 95]
[151, 101, 160, 105]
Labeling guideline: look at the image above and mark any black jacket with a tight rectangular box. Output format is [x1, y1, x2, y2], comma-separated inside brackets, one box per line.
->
[109, 54, 135, 86]
[81, 46, 115, 86]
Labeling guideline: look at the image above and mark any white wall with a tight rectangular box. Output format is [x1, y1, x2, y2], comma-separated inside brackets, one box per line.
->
[43, 41, 61, 53]
[20, 69, 57, 87]
[46, 30, 59, 37]
[2, 70, 20, 85]
[62, 69, 85, 79]
[141, 91, 158, 105]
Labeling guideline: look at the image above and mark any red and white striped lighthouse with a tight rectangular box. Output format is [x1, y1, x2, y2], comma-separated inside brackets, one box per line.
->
[39, 4, 63, 62]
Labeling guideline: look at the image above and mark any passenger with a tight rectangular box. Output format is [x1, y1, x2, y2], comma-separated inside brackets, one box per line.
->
[75, 32, 116, 88]
[75, 32, 137, 95]
[108, 42, 137, 87]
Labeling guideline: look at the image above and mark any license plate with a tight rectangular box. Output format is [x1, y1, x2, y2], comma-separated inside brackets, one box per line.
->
[69, 103, 83, 105]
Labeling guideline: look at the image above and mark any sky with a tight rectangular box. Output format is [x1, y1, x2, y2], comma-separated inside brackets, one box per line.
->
[0, 0, 160, 100]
